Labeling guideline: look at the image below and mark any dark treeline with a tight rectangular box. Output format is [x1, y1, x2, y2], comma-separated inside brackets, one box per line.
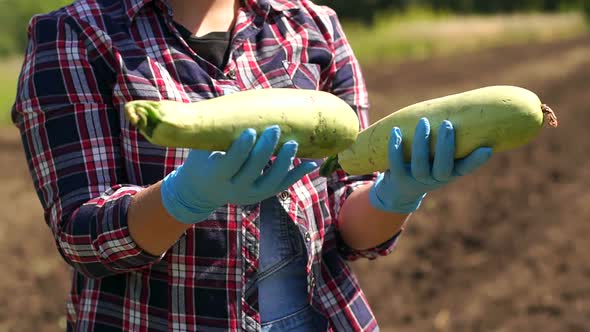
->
[317, 0, 590, 24]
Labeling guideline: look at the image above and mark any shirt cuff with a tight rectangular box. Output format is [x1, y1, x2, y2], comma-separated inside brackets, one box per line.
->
[63, 185, 166, 277]
[337, 229, 402, 261]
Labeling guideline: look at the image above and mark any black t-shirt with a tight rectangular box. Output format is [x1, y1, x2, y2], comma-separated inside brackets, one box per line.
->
[173, 22, 231, 70]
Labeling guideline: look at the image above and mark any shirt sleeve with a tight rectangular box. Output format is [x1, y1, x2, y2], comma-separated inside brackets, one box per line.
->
[11, 13, 163, 278]
[319, 6, 401, 261]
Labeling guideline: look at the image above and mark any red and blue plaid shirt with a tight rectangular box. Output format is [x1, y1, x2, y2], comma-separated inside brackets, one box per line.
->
[12, 0, 401, 330]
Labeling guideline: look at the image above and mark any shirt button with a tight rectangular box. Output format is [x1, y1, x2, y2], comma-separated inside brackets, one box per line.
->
[227, 68, 236, 80]
[278, 191, 290, 201]
[310, 275, 316, 289]
[304, 232, 311, 243]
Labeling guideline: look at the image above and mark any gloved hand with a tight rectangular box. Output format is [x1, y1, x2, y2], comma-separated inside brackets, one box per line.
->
[161, 125, 318, 224]
[369, 117, 493, 214]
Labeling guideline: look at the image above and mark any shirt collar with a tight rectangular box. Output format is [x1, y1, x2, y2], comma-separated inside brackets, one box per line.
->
[122, 0, 154, 21]
[244, 0, 301, 14]
[270, 0, 301, 12]
[123, 0, 300, 22]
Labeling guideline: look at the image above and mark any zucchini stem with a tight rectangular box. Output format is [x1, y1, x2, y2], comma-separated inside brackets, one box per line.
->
[319, 155, 342, 177]
[124, 101, 162, 137]
[541, 104, 558, 128]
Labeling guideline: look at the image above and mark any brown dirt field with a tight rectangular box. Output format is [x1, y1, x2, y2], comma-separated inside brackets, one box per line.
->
[354, 33, 590, 332]
[1, 34, 589, 331]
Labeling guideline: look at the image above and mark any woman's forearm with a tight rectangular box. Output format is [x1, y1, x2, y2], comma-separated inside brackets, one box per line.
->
[128, 181, 192, 256]
[129, 180, 409, 255]
[338, 183, 410, 250]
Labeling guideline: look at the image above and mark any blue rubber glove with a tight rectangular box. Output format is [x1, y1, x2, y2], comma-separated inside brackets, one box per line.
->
[161, 125, 318, 224]
[369, 118, 493, 214]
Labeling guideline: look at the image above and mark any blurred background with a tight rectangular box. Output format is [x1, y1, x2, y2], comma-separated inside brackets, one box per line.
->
[1, 0, 589, 331]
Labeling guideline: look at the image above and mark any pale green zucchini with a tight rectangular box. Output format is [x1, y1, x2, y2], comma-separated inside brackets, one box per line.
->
[124, 88, 360, 159]
[319, 85, 558, 176]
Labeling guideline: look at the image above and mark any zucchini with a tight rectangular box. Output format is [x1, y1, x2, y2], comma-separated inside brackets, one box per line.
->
[320, 85, 558, 176]
[124, 88, 360, 159]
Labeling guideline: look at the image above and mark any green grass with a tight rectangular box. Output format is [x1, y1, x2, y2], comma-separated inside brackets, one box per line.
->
[0, 57, 21, 126]
[343, 8, 589, 65]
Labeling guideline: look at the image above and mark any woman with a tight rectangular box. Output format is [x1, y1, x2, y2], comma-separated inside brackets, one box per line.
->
[11, 0, 492, 330]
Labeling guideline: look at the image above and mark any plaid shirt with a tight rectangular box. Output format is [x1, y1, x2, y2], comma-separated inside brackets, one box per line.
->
[12, 0, 401, 330]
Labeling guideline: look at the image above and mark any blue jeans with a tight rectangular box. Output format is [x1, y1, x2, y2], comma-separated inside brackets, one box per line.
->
[261, 305, 328, 332]
[257, 197, 328, 331]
